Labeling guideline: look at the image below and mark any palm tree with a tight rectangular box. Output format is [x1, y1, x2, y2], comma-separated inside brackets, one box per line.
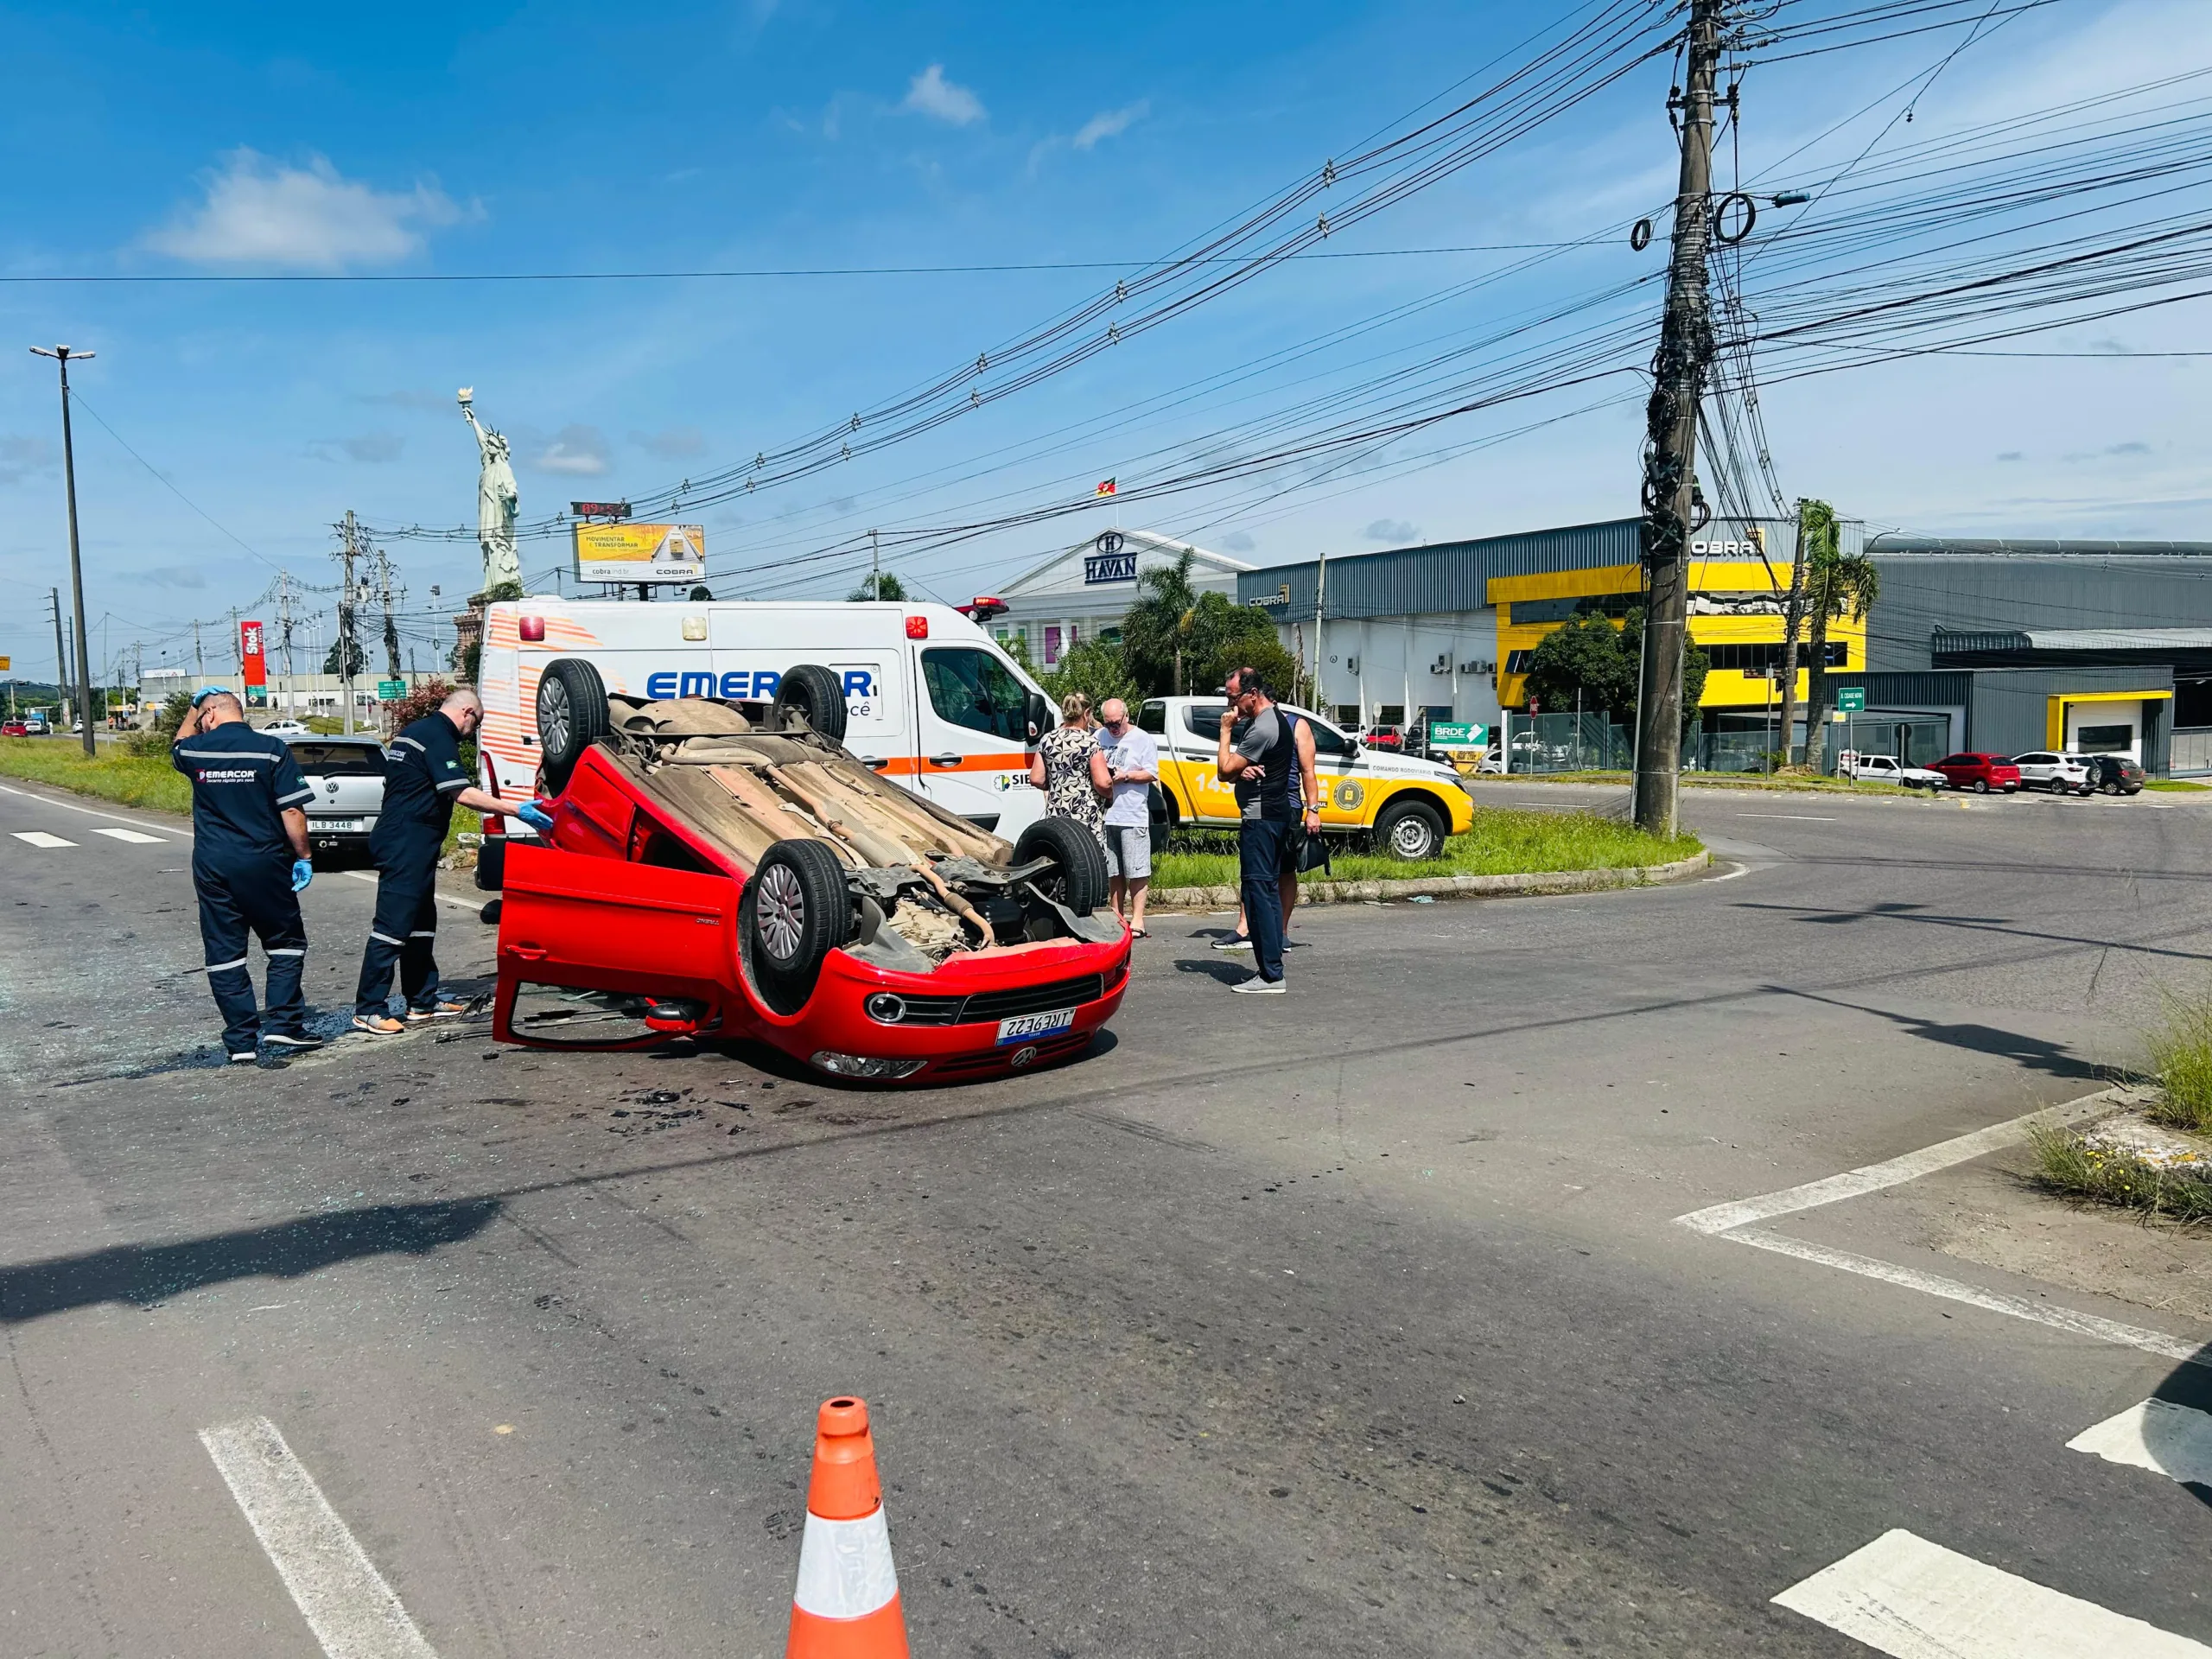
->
[1798, 533, 1880, 768]
[1118, 550, 1202, 695]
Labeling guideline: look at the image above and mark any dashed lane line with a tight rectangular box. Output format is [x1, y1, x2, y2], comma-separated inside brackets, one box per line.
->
[1775, 1528, 2210, 1656]
[10, 830, 77, 848]
[2068, 1398, 2212, 1488]
[200, 1415, 439, 1659]
[92, 825, 166, 844]
[0, 780, 188, 837]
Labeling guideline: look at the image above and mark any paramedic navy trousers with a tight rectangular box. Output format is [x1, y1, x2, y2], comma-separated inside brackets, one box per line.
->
[353, 830, 443, 1017]
[195, 854, 308, 1054]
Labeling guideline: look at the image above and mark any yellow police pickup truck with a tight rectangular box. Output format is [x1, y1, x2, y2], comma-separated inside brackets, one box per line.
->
[1136, 696, 1474, 859]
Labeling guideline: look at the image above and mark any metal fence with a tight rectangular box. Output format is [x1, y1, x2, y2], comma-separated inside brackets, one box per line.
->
[1493, 711, 1634, 773]
[2172, 727, 2212, 777]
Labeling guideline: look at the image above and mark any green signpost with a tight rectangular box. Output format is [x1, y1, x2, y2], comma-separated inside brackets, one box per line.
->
[377, 678, 406, 700]
[1428, 721, 1489, 748]
[1836, 687, 1866, 713]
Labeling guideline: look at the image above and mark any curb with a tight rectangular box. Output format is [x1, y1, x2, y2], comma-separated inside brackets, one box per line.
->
[1146, 849, 1712, 911]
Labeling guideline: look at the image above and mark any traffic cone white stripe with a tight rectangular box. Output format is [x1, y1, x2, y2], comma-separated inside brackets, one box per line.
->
[793, 1509, 900, 1621]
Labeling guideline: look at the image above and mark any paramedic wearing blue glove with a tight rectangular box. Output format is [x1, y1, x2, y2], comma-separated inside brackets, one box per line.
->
[352, 687, 509, 1035]
[170, 688, 321, 1061]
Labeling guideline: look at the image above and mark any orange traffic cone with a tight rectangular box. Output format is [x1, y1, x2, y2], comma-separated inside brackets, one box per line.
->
[786, 1396, 910, 1659]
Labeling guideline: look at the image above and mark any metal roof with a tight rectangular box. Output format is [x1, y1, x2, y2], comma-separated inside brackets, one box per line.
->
[1936, 626, 2212, 653]
[1868, 536, 2212, 558]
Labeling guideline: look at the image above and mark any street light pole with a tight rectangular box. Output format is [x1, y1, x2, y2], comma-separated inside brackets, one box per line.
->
[32, 345, 97, 757]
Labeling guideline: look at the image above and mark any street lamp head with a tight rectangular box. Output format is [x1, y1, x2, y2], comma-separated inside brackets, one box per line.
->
[29, 346, 92, 361]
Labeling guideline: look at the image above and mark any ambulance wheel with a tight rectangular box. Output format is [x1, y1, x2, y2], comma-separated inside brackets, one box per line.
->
[537, 658, 609, 796]
[1376, 796, 1446, 861]
[1014, 816, 1107, 917]
[741, 838, 854, 1015]
[770, 663, 849, 744]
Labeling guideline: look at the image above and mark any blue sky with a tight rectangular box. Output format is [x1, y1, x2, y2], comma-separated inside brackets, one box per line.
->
[1, 0, 2207, 683]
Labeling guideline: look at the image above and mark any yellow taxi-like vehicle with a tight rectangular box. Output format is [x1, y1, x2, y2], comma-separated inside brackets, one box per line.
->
[1136, 696, 1474, 859]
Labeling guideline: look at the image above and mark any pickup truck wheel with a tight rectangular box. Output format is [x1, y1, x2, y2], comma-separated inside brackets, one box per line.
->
[537, 658, 610, 796]
[1376, 797, 1447, 861]
[1014, 816, 1107, 916]
[771, 664, 849, 745]
[741, 838, 853, 1015]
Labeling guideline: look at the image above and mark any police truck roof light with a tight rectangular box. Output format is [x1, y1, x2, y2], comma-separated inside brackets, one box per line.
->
[519, 615, 546, 642]
[905, 615, 929, 640]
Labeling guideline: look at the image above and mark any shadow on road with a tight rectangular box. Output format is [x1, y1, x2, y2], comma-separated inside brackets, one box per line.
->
[1775, 987, 2109, 1084]
[1738, 898, 2212, 964]
[2150, 1343, 2212, 1510]
[0, 1198, 501, 1325]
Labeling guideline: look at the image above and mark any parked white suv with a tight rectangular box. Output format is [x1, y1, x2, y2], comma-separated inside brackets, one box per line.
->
[1842, 753, 1946, 789]
[285, 735, 387, 863]
[2011, 752, 2094, 795]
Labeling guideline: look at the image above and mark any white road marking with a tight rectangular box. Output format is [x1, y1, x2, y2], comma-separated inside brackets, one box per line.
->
[200, 1416, 439, 1659]
[1676, 1090, 2132, 1235]
[1711, 861, 1753, 881]
[1775, 1528, 2209, 1657]
[11, 830, 77, 848]
[1676, 1087, 2210, 1367]
[1732, 812, 1835, 821]
[1730, 1227, 2203, 1364]
[0, 780, 189, 837]
[92, 825, 166, 844]
[2068, 1398, 2212, 1486]
[341, 869, 483, 912]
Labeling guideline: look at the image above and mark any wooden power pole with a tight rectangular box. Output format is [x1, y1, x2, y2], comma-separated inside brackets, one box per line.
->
[1631, 0, 1724, 836]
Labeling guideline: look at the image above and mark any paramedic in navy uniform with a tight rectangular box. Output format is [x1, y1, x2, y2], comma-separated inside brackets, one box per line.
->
[170, 687, 321, 1061]
[352, 686, 510, 1035]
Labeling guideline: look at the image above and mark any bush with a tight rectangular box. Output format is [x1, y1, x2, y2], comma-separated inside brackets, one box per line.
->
[2027, 1122, 2212, 1224]
[2146, 984, 2212, 1132]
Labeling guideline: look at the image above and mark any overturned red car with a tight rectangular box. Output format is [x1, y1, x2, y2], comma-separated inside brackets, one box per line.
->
[493, 662, 1129, 1082]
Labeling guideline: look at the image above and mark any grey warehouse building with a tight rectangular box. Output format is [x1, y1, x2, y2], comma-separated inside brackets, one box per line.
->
[1237, 521, 2212, 773]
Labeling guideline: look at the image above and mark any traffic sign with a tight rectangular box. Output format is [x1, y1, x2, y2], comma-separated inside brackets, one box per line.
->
[377, 678, 406, 699]
[0, 656, 10, 671]
[1836, 686, 1866, 712]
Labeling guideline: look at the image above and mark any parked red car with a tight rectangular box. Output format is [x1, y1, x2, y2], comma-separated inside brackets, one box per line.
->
[493, 671, 1129, 1084]
[1929, 752, 2022, 793]
[0, 719, 28, 737]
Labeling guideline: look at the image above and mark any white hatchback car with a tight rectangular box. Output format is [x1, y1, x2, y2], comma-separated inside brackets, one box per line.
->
[2011, 751, 2094, 794]
[284, 735, 387, 863]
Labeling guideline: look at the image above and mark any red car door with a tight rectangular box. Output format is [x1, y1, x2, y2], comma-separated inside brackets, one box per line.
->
[493, 842, 741, 1048]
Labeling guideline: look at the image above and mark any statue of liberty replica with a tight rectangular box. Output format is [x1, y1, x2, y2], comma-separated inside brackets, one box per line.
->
[459, 387, 523, 599]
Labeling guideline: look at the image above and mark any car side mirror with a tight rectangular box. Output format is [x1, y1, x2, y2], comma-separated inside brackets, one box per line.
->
[1344, 738, 1361, 758]
[1026, 691, 1049, 744]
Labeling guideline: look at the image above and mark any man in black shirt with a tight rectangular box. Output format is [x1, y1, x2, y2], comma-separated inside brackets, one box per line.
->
[352, 687, 508, 1034]
[1215, 671, 1322, 993]
[171, 689, 319, 1060]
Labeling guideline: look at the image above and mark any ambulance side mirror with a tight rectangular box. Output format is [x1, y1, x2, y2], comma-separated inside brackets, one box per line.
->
[1027, 692, 1049, 745]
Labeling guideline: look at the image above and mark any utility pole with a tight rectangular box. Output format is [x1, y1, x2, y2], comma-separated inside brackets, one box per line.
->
[1630, 0, 1723, 836]
[1775, 506, 1809, 764]
[868, 528, 880, 601]
[31, 346, 97, 756]
[334, 511, 364, 734]
[372, 545, 404, 679]
[48, 588, 67, 725]
[1313, 549, 1328, 713]
[194, 619, 205, 677]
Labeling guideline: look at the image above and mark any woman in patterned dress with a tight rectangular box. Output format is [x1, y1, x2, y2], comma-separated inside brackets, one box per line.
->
[1028, 691, 1110, 853]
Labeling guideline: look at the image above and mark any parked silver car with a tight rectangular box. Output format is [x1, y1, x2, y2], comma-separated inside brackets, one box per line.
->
[285, 735, 386, 863]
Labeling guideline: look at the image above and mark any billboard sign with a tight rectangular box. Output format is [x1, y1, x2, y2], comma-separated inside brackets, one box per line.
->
[573, 523, 706, 584]
[1428, 721, 1488, 749]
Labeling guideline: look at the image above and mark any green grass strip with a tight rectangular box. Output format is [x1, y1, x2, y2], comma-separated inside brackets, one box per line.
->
[2027, 1122, 2212, 1224]
[1152, 807, 1700, 890]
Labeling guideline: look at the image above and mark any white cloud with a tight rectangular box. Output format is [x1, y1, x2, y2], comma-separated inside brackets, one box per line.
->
[902, 64, 984, 126]
[534, 425, 611, 476]
[145, 149, 465, 271]
[1072, 100, 1149, 151]
[1219, 530, 1256, 553]
[1364, 518, 1419, 543]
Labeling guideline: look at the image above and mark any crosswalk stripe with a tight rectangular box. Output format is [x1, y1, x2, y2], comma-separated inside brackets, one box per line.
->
[1775, 1528, 2209, 1656]
[2068, 1398, 2212, 1488]
[10, 830, 77, 849]
[92, 826, 166, 845]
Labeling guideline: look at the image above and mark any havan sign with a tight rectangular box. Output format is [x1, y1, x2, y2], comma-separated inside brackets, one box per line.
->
[1084, 531, 1138, 585]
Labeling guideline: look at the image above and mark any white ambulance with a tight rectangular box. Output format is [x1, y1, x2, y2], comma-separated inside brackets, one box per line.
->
[472, 596, 1052, 889]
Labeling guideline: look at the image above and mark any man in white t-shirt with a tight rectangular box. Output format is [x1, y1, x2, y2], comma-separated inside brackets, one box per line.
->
[1095, 698, 1159, 937]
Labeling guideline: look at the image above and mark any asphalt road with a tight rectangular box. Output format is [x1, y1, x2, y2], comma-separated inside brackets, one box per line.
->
[4, 774, 2210, 1656]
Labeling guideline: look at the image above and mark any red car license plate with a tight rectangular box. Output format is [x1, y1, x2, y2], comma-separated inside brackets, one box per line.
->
[997, 1008, 1076, 1046]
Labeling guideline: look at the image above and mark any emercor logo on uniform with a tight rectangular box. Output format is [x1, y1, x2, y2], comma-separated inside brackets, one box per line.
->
[642, 668, 876, 702]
